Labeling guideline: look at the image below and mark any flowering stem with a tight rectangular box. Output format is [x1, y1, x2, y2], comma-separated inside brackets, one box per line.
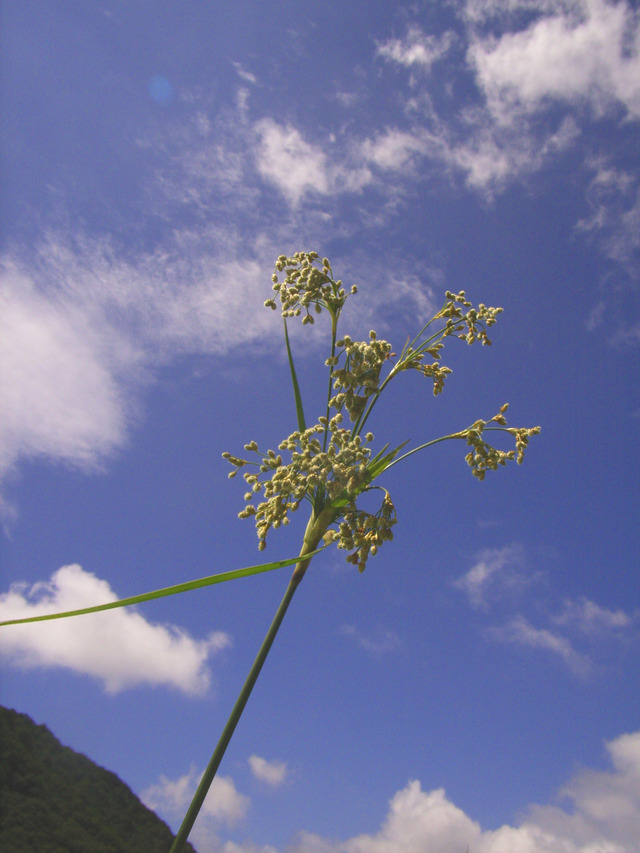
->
[383, 426, 517, 472]
[169, 511, 330, 853]
[383, 433, 463, 471]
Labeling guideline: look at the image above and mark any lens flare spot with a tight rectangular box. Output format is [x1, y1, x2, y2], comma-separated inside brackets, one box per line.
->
[148, 75, 174, 105]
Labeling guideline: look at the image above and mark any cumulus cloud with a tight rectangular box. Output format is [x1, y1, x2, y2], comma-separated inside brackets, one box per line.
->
[0, 263, 130, 486]
[147, 730, 640, 852]
[143, 767, 250, 853]
[0, 564, 231, 694]
[248, 755, 288, 787]
[0, 229, 277, 504]
[468, 0, 640, 121]
[143, 768, 249, 828]
[285, 730, 640, 851]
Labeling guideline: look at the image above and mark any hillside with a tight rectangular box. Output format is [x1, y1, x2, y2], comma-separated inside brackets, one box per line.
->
[0, 705, 198, 853]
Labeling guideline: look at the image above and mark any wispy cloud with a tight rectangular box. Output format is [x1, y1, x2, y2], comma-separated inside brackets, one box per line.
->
[0, 564, 231, 694]
[5, 1, 639, 506]
[454, 544, 530, 608]
[577, 158, 640, 288]
[340, 624, 402, 655]
[487, 614, 592, 677]
[552, 596, 634, 633]
[377, 26, 456, 71]
[456, 545, 637, 676]
[248, 755, 288, 788]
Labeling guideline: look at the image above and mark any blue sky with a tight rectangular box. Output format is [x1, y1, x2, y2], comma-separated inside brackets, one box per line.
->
[1, 1, 639, 851]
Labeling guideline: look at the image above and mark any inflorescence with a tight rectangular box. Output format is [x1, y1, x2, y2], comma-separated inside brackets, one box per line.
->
[224, 252, 540, 572]
[222, 415, 396, 571]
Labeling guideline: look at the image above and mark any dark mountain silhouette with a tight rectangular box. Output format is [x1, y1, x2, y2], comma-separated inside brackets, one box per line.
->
[0, 705, 198, 853]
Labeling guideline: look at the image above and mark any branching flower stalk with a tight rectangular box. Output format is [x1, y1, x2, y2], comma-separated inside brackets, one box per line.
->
[170, 252, 540, 852]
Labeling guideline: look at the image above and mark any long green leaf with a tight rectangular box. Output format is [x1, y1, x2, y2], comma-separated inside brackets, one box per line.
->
[0, 546, 328, 628]
[284, 319, 306, 432]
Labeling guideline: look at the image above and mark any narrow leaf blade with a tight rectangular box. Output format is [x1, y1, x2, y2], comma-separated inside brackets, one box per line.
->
[284, 319, 306, 432]
[0, 547, 327, 627]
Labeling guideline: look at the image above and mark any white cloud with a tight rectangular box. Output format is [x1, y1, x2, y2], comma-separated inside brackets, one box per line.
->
[147, 732, 640, 852]
[456, 545, 636, 674]
[143, 767, 250, 853]
[143, 768, 249, 828]
[361, 129, 427, 172]
[248, 755, 288, 787]
[285, 730, 640, 851]
[454, 544, 529, 608]
[254, 120, 331, 206]
[340, 624, 402, 655]
[577, 159, 640, 280]
[487, 614, 592, 677]
[254, 119, 372, 206]
[0, 564, 231, 694]
[233, 62, 258, 85]
[468, 0, 640, 121]
[0, 230, 277, 503]
[423, 112, 580, 193]
[530, 730, 640, 851]
[377, 27, 455, 71]
[0, 263, 130, 486]
[552, 596, 634, 633]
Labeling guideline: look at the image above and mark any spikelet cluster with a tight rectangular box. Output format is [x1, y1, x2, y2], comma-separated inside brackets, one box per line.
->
[223, 415, 385, 558]
[456, 405, 541, 480]
[395, 348, 453, 396]
[264, 252, 357, 323]
[329, 331, 392, 421]
[326, 491, 397, 573]
[437, 291, 503, 345]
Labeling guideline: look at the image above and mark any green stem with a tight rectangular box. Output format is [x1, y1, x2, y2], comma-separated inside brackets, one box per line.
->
[384, 426, 513, 473]
[322, 312, 338, 452]
[169, 512, 330, 853]
[383, 433, 462, 471]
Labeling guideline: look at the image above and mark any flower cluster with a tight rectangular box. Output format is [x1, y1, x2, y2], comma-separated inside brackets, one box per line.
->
[264, 251, 357, 323]
[437, 290, 503, 345]
[454, 405, 541, 479]
[226, 252, 540, 573]
[223, 414, 380, 553]
[329, 331, 392, 421]
[396, 351, 453, 396]
[326, 490, 397, 573]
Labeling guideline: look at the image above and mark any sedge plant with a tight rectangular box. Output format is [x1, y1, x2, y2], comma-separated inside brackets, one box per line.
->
[0, 251, 540, 852]
[174, 251, 539, 850]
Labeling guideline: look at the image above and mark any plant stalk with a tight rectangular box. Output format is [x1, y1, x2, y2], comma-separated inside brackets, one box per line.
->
[169, 512, 329, 853]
